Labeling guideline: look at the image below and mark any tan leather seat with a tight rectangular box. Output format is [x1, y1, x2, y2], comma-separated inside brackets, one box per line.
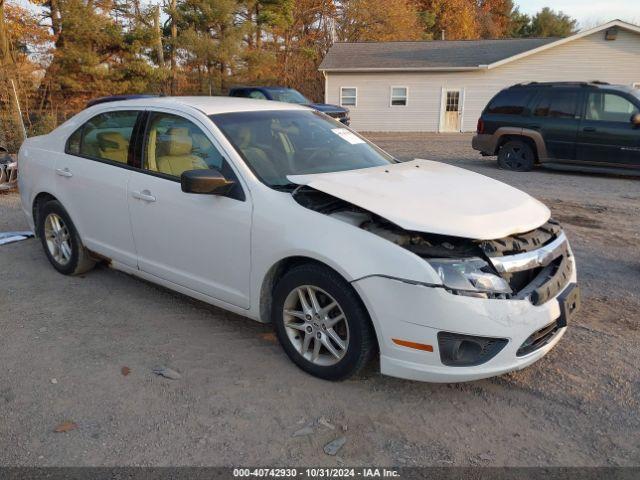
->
[97, 131, 129, 163]
[156, 128, 208, 176]
[236, 126, 280, 180]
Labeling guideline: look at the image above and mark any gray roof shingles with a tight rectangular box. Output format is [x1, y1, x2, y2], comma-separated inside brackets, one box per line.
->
[319, 38, 559, 71]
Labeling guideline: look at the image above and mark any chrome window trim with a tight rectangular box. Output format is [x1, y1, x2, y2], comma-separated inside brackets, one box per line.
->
[489, 232, 568, 273]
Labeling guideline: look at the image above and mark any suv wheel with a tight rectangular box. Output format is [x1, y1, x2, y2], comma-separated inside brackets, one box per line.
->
[272, 263, 376, 381]
[498, 140, 535, 172]
[37, 200, 96, 275]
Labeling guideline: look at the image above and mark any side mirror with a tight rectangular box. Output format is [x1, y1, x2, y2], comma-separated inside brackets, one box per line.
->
[181, 168, 234, 195]
[632, 113, 640, 126]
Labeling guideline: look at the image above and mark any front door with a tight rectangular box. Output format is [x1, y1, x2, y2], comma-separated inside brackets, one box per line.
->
[441, 89, 462, 132]
[127, 110, 252, 308]
[55, 110, 140, 267]
[576, 90, 640, 167]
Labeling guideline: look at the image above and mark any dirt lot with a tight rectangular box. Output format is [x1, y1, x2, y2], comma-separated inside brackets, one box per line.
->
[1, 133, 639, 467]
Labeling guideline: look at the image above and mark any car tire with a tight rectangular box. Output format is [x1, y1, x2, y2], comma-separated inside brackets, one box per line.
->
[37, 200, 95, 276]
[497, 140, 536, 172]
[271, 263, 376, 381]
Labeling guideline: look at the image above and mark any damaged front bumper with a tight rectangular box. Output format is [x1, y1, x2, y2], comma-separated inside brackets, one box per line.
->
[352, 266, 576, 382]
[351, 223, 578, 383]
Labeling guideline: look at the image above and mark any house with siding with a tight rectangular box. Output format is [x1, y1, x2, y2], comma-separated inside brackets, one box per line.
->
[319, 20, 640, 132]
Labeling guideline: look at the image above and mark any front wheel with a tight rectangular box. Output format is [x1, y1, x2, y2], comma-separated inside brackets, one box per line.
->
[272, 264, 376, 381]
[497, 140, 535, 171]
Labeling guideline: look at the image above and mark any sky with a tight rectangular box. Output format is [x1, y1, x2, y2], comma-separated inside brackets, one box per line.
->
[518, 0, 640, 27]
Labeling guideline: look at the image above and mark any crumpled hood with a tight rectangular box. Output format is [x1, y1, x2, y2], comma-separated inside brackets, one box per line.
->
[288, 160, 550, 240]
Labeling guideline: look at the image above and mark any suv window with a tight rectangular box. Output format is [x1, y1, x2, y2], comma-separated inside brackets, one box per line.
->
[143, 112, 226, 178]
[67, 111, 139, 164]
[533, 90, 579, 119]
[586, 92, 639, 122]
[486, 90, 532, 115]
[248, 90, 267, 100]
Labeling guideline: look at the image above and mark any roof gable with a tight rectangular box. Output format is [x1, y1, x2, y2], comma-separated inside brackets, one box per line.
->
[319, 20, 640, 72]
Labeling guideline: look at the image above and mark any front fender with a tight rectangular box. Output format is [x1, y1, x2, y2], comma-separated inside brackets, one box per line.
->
[249, 188, 443, 318]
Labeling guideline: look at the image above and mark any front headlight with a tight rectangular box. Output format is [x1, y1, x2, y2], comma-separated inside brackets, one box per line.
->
[428, 257, 512, 298]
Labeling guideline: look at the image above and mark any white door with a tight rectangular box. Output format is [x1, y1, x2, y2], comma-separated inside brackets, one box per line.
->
[55, 110, 140, 267]
[441, 89, 463, 132]
[127, 110, 252, 309]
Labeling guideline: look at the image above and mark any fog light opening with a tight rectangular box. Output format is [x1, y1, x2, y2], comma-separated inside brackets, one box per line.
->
[438, 332, 508, 367]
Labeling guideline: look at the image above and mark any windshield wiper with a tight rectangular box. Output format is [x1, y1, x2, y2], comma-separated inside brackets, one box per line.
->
[271, 183, 299, 192]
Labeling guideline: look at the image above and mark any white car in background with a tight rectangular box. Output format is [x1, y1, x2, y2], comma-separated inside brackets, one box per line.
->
[18, 96, 580, 382]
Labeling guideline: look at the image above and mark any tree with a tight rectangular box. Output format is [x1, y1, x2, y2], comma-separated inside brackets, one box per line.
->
[529, 7, 577, 37]
[414, 0, 479, 40]
[506, 8, 531, 37]
[477, 0, 516, 38]
[177, 0, 246, 94]
[337, 0, 424, 42]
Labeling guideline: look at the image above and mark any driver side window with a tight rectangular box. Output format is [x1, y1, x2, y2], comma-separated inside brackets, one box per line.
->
[143, 112, 225, 178]
[248, 90, 267, 100]
[586, 92, 639, 122]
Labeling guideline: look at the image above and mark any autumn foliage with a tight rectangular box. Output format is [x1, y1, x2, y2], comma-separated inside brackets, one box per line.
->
[0, 0, 577, 151]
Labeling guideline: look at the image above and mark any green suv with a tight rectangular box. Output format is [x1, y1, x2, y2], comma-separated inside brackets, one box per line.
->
[472, 82, 640, 174]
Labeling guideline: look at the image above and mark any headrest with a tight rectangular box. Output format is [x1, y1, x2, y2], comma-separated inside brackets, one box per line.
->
[161, 127, 192, 156]
[236, 126, 252, 147]
[97, 131, 128, 151]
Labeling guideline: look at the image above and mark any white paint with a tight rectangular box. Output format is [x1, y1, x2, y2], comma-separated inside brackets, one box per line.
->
[18, 97, 573, 383]
[288, 159, 550, 240]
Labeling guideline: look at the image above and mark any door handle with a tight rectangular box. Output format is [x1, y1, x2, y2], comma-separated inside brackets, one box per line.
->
[583, 127, 597, 132]
[55, 168, 73, 178]
[132, 190, 156, 202]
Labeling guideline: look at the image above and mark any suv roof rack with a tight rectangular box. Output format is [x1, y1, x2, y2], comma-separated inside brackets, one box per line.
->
[512, 81, 610, 88]
[85, 94, 162, 108]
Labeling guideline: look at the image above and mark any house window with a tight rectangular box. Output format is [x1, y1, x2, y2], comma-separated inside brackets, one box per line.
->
[391, 87, 408, 106]
[340, 87, 357, 107]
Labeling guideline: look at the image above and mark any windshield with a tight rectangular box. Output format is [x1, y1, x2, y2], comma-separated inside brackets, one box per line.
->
[267, 89, 310, 104]
[210, 110, 395, 187]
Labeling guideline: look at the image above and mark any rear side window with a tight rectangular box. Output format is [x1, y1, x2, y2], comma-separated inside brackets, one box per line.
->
[486, 90, 531, 115]
[66, 111, 139, 164]
[533, 90, 579, 119]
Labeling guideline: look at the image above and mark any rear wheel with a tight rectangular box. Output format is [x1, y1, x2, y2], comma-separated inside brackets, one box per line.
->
[272, 263, 376, 381]
[37, 200, 95, 275]
[497, 140, 535, 172]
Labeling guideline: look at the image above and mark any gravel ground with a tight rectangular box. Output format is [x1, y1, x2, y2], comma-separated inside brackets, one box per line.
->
[1, 133, 639, 467]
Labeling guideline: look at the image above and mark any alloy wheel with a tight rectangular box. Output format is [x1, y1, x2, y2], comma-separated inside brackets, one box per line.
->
[282, 285, 350, 366]
[44, 213, 72, 266]
[503, 144, 531, 170]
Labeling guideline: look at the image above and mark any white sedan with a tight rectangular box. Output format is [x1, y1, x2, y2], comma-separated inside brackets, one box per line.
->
[18, 96, 580, 382]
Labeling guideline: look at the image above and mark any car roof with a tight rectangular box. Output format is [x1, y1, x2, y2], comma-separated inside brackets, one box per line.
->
[86, 96, 309, 115]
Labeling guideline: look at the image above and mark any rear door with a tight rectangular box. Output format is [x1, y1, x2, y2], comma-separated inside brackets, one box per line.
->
[528, 88, 581, 160]
[56, 110, 141, 266]
[576, 90, 640, 167]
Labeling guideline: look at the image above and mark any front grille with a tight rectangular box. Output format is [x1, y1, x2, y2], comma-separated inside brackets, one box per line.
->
[480, 220, 572, 305]
[516, 320, 562, 356]
[326, 111, 345, 119]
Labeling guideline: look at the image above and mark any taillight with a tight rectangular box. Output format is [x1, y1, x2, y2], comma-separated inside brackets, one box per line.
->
[477, 118, 485, 134]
